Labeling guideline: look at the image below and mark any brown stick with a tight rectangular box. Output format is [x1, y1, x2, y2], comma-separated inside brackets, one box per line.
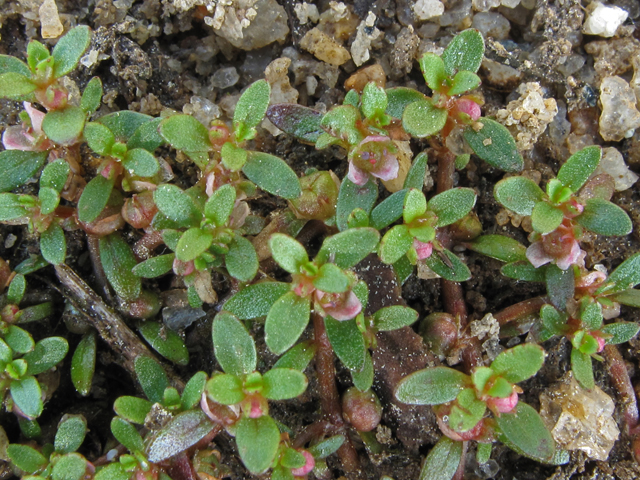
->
[312, 311, 361, 476]
[604, 344, 639, 433]
[55, 264, 185, 391]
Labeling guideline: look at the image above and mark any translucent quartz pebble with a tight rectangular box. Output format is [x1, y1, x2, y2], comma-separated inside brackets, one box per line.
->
[539, 374, 619, 461]
[583, 2, 628, 37]
[211, 66, 240, 89]
[599, 76, 640, 141]
[594, 147, 639, 191]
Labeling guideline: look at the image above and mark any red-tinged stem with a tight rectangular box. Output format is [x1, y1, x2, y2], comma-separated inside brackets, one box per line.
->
[133, 230, 164, 261]
[452, 441, 468, 480]
[493, 296, 548, 326]
[604, 344, 640, 433]
[293, 420, 334, 449]
[312, 311, 361, 476]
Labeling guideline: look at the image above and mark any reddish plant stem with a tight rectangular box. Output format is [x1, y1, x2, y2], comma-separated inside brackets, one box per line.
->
[493, 296, 548, 326]
[435, 147, 483, 373]
[452, 441, 468, 480]
[312, 311, 361, 475]
[133, 230, 164, 261]
[292, 420, 334, 449]
[604, 344, 640, 433]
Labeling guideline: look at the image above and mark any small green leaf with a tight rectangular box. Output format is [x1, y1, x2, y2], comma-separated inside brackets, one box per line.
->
[449, 387, 486, 432]
[539, 305, 567, 340]
[113, 396, 153, 425]
[402, 99, 447, 138]
[40, 223, 66, 265]
[221, 142, 248, 171]
[127, 117, 164, 152]
[496, 402, 556, 463]
[243, 151, 301, 199]
[494, 176, 544, 215]
[42, 106, 86, 145]
[94, 463, 130, 480]
[385, 87, 427, 119]
[602, 253, 640, 294]
[28, 40, 50, 71]
[571, 348, 594, 389]
[265, 292, 311, 355]
[403, 188, 427, 223]
[269, 233, 308, 274]
[24, 337, 68, 375]
[225, 282, 291, 320]
[212, 312, 257, 376]
[336, 177, 378, 232]
[320, 105, 361, 145]
[557, 145, 601, 192]
[316, 228, 380, 269]
[601, 322, 640, 345]
[466, 235, 527, 263]
[464, 119, 523, 173]
[153, 184, 202, 228]
[370, 189, 407, 230]
[576, 198, 632, 236]
[418, 437, 463, 480]
[55, 415, 87, 454]
[0, 150, 47, 193]
[0, 72, 36, 98]
[262, 368, 308, 400]
[205, 184, 236, 227]
[425, 249, 471, 282]
[313, 263, 349, 293]
[273, 340, 316, 371]
[139, 322, 189, 366]
[175, 228, 214, 262]
[395, 366, 468, 405]
[351, 350, 374, 392]
[52, 26, 91, 78]
[122, 148, 159, 177]
[448, 71, 481, 96]
[441, 29, 485, 75]
[419, 53, 446, 91]
[205, 374, 244, 404]
[98, 111, 153, 142]
[6, 444, 47, 473]
[546, 264, 574, 311]
[11, 376, 43, 419]
[0, 55, 30, 76]
[429, 187, 477, 227]
[235, 415, 281, 474]
[159, 114, 212, 152]
[0, 193, 29, 221]
[610, 288, 640, 307]
[307, 435, 345, 459]
[80, 77, 103, 113]
[476, 442, 492, 465]
[181, 371, 207, 410]
[373, 305, 418, 331]
[580, 300, 603, 330]
[51, 453, 87, 480]
[234, 80, 271, 138]
[40, 159, 70, 193]
[132, 254, 175, 278]
[111, 417, 144, 453]
[501, 261, 546, 282]
[325, 317, 366, 371]
[5, 325, 34, 354]
[490, 344, 545, 384]
[404, 152, 428, 190]
[361, 82, 387, 120]
[146, 410, 215, 463]
[77, 175, 114, 224]
[38, 186, 59, 216]
[134, 356, 168, 403]
[531, 202, 564, 234]
[379, 225, 413, 265]
[266, 104, 323, 143]
[226, 234, 259, 282]
[99, 233, 141, 301]
[84, 122, 115, 156]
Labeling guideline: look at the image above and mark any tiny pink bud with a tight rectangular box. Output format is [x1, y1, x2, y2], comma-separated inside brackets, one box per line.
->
[595, 336, 606, 353]
[413, 239, 433, 260]
[487, 390, 519, 413]
[248, 397, 263, 418]
[342, 387, 382, 432]
[291, 450, 315, 477]
[456, 98, 481, 121]
[173, 258, 195, 276]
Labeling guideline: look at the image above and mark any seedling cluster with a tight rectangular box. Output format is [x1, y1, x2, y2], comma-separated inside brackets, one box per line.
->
[0, 26, 638, 480]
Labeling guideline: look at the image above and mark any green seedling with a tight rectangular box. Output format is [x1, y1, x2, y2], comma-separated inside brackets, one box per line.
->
[396, 344, 560, 479]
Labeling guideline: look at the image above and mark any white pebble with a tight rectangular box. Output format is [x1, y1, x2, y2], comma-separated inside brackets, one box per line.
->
[583, 2, 628, 38]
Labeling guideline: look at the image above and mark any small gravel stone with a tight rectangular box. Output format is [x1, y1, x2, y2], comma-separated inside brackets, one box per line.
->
[594, 147, 639, 191]
[351, 12, 382, 67]
[413, 0, 445, 21]
[472, 12, 510, 39]
[211, 66, 239, 89]
[480, 58, 523, 88]
[294, 2, 320, 25]
[39, 0, 64, 39]
[300, 27, 351, 66]
[583, 2, 628, 37]
[598, 76, 640, 141]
